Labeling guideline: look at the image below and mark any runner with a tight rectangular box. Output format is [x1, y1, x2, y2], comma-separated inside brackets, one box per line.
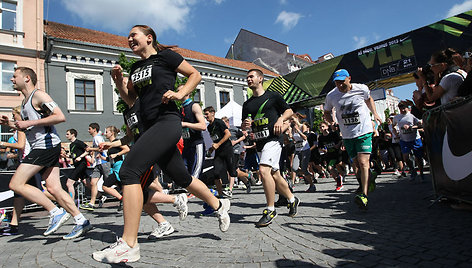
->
[204, 107, 238, 197]
[323, 69, 382, 209]
[65, 129, 89, 200]
[290, 114, 316, 192]
[92, 25, 230, 263]
[242, 68, 299, 227]
[0, 67, 91, 239]
[318, 121, 344, 191]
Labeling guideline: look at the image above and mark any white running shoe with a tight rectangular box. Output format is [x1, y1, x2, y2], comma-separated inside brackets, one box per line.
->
[173, 193, 188, 220]
[147, 222, 175, 240]
[92, 238, 140, 263]
[215, 199, 230, 232]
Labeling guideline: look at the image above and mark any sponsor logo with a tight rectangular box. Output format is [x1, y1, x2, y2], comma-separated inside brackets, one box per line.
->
[114, 249, 129, 257]
[442, 129, 472, 181]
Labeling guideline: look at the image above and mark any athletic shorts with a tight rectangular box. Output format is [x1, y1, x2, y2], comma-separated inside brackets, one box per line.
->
[244, 152, 260, 171]
[182, 141, 205, 178]
[22, 145, 60, 167]
[103, 172, 122, 188]
[400, 138, 424, 158]
[214, 145, 238, 180]
[68, 161, 88, 181]
[257, 140, 282, 171]
[232, 153, 241, 170]
[91, 162, 110, 180]
[343, 133, 373, 159]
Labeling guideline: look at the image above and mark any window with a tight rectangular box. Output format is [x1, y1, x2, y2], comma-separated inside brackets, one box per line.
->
[74, 79, 96, 111]
[219, 91, 230, 109]
[0, 61, 15, 91]
[193, 88, 201, 103]
[65, 71, 103, 113]
[0, 125, 13, 142]
[1, 1, 17, 31]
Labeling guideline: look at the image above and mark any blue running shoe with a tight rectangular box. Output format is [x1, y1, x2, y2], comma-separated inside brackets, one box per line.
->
[63, 220, 92, 240]
[43, 209, 71, 236]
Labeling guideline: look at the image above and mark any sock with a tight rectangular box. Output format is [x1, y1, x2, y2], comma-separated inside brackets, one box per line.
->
[159, 221, 169, 226]
[267, 206, 275, 212]
[49, 206, 60, 216]
[74, 213, 86, 225]
[217, 200, 222, 211]
[288, 196, 296, 203]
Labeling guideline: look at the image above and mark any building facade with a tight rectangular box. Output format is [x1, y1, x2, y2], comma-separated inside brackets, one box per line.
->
[44, 22, 277, 141]
[0, 0, 44, 141]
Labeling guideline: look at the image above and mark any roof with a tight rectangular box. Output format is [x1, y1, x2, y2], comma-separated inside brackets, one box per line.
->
[44, 21, 279, 77]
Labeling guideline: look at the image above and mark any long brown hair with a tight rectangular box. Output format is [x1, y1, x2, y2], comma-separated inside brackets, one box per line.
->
[132, 25, 177, 51]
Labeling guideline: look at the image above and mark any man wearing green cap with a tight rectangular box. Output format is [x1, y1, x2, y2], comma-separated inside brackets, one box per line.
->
[323, 69, 382, 209]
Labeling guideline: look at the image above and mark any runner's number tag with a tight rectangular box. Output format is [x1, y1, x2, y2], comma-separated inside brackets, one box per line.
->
[254, 128, 269, 140]
[131, 65, 152, 84]
[182, 128, 190, 139]
[341, 112, 360, 125]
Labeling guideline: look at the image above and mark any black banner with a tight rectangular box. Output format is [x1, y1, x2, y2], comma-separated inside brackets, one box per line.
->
[423, 96, 472, 201]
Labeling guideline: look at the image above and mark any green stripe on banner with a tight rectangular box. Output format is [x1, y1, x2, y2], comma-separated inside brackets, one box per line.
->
[429, 23, 463, 37]
[287, 86, 297, 102]
[445, 17, 472, 27]
[464, 10, 472, 17]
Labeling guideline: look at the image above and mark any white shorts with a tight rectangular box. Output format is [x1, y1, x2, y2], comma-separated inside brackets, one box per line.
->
[257, 141, 282, 171]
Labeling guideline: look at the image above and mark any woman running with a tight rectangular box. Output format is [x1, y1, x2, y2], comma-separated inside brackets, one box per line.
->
[92, 25, 230, 264]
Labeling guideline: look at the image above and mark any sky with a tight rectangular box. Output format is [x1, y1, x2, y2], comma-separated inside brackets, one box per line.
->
[44, 0, 472, 101]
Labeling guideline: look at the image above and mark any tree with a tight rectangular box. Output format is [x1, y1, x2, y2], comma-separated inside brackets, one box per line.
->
[312, 108, 324, 133]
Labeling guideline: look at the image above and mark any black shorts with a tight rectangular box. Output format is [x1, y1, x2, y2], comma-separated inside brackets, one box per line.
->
[232, 153, 241, 171]
[214, 146, 238, 181]
[309, 150, 322, 165]
[68, 161, 88, 181]
[22, 145, 60, 167]
[103, 172, 122, 188]
[286, 143, 296, 156]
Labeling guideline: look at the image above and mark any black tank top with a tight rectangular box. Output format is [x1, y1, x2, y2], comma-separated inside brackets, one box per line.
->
[181, 100, 203, 145]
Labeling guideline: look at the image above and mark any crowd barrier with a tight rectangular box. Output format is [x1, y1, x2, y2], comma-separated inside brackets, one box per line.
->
[423, 95, 472, 203]
[0, 167, 94, 210]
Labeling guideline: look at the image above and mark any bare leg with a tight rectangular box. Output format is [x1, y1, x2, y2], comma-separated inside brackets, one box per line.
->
[10, 197, 25, 226]
[354, 153, 370, 195]
[66, 179, 76, 199]
[143, 203, 165, 224]
[186, 177, 219, 210]
[121, 184, 143, 248]
[102, 186, 122, 200]
[43, 167, 80, 217]
[89, 177, 99, 206]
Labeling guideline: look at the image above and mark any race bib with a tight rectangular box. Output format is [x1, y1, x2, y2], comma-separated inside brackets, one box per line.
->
[295, 141, 304, 150]
[131, 65, 152, 84]
[401, 127, 414, 134]
[326, 142, 335, 149]
[211, 134, 220, 142]
[182, 127, 190, 140]
[341, 112, 360, 125]
[126, 112, 139, 130]
[254, 128, 270, 140]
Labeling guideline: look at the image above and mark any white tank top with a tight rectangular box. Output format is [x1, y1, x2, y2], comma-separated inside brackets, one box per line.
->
[292, 129, 309, 152]
[13, 131, 30, 161]
[21, 89, 61, 149]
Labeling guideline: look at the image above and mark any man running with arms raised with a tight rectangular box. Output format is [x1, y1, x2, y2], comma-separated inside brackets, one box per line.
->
[324, 69, 382, 209]
[242, 69, 299, 227]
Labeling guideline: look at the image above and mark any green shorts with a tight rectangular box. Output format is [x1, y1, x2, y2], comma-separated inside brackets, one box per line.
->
[343, 132, 373, 159]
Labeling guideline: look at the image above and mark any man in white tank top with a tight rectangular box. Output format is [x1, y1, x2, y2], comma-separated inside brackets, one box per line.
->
[0, 67, 91, 239]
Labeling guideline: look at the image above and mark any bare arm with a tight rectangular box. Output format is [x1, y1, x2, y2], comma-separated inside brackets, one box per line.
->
[365, 96, 382, 125]
[111, 65, 137, 106]
[182, 103, 206, 131]
[15, 91, 66, 130]
[274, 108, 293, 135]
[323, 110, 334, 124]
[0, 131, 26, 150]
[162, 60, 202, 104]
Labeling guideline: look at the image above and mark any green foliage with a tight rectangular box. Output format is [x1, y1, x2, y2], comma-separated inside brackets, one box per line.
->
[115, 53, 137, 114]
[312, 108, 324, 132]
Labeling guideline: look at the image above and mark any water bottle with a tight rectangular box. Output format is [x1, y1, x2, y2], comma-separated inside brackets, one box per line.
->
[246, 114, 253, 134]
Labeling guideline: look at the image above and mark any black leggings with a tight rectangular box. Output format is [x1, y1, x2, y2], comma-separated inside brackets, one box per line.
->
[119, 116, 193, 188]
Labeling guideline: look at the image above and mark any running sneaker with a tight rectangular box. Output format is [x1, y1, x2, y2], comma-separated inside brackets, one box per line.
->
[200, 206, 215, 216]
[0, 224, 18, 236]
[287, 196, 300, 217]
[255, 209, 277, 227]
[335, 176, 343, 191]
[245, 180, 252, 194]
[0, 209, 5, 222]
[394, 169, 401, 176]
[92, 238, 140, 263]
[98, 196, 107, 208]
[215, 199, 230, 232]
[222, 190, 233, 199]
[305, 184, 316, 193]
[255, 180, 263, 186]
[173, 193, 188, 220]
[147, 222, 174, 240]
[80, 202, 95, 211]
[274, 196, 288, 207]
[335, 185, 344, 191]
[44, 208, 71, 236]
[368, 171, 377, 193]
[63, 220, 92, 240]
[355, 194, 368, 210]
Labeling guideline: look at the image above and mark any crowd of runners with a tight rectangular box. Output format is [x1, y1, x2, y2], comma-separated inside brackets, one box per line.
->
[0, 24, 470, 264]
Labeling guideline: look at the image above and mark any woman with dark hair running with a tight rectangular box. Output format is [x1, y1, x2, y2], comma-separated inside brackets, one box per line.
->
[92, 25, 230, 264]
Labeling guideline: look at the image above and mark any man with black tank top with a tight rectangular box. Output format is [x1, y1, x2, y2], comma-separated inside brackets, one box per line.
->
[179, 85, 206, 179]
